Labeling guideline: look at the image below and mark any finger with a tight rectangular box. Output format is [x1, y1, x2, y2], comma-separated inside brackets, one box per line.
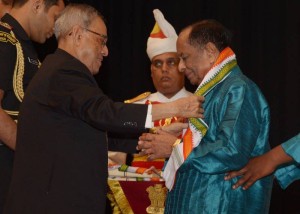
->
[139, 149, 147, 156]
[241, 177, 257, 190]
[171, 123, 188, 130]
[147, 153, 158, 161]
[198, 95, 205, 102]
[139, 133, 155, 141]
[198, 113, 205, 119]
[181, 123, 189, 128]
[224, 172, 237, 180]
[198, 106, 204, 113]
[137, 141, 152, 150]
[138, 147, 153, 156]
[224, 169, 247, 180]
[156, 129, 168, 135]
[232, 177, 247, 189]
[232, 173, 252, 190]
[147, 154, 154, 161]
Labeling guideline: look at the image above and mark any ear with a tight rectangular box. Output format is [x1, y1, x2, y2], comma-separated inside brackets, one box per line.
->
[71, 25, 84, 46]
[32, 0, 43, 14]
[205, 42, 219, 64]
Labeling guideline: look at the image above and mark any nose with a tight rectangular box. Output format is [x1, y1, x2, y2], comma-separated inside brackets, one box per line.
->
[101, 45, 109, 57]
[161, 62, 169, 73]
[178, 58, 186, 73]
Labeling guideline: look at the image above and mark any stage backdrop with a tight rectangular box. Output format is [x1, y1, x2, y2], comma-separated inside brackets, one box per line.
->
[35, 0, 300, 213]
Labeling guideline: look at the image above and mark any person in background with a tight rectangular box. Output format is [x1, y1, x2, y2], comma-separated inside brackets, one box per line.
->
[225, 133, 300, 190]
[137, 19, 273, 213]
[0, 0, 65, 213]
[0, 0, 13, 17]
[108, 9, 192, 169]
[3, 4, 203, 213]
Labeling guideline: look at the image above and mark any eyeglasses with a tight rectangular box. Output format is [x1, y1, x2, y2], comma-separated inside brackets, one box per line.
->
[151, 57, 180, 70]
[82, 27, 108, 47]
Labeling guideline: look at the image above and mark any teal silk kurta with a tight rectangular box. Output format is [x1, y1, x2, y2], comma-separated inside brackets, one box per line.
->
[165, 67, 273, 214]
[275, 133, 300, 189]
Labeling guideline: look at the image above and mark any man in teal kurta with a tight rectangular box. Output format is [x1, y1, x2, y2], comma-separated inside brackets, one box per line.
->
[138, 20, 272, 213]
[164, 65, 272, 213]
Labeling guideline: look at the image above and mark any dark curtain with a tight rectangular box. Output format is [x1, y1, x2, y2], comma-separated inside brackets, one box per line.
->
[36, 0, 300, 213]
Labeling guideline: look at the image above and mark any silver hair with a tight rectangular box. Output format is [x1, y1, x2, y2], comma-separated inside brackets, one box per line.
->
[54, 3, 102, 39]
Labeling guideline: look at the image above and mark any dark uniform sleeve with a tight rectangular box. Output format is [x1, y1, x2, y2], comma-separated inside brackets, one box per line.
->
[0, 37, 17, 91]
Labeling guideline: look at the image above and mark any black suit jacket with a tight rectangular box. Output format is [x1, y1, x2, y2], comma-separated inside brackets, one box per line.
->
[4, 49, 148, 214]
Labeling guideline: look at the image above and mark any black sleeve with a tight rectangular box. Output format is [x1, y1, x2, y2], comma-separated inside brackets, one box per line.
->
[0, 41, 16, 91]
[107, 132, 142, 153]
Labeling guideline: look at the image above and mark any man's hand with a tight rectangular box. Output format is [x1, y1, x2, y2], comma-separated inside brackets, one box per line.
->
[173, 95, 205, 118]
[224, 145, 293, 190]
[137, 131, 177, 160]
[151, 95, 204, 121]
[224, 155, 277, 190]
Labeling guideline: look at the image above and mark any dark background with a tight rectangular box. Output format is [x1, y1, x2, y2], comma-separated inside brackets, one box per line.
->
[36, 0, 300, 213]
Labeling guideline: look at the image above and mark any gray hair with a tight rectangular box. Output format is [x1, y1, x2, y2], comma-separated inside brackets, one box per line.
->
[54, 3, 103, 39]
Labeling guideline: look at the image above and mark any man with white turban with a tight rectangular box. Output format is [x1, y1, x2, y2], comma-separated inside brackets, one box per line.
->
[108, 9, 192, 169]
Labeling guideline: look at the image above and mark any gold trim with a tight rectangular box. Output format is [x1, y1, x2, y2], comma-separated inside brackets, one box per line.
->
[107, 180, 134, 214]
[124, 92, 151, 103]
[11, 30, 25, 102]
[4, 110, 19, 116]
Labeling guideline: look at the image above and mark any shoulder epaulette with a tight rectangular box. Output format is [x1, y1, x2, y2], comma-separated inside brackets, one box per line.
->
[124, 92, 151, 103]
[0, 21, 18, 45]
[0, 21, 12, 31]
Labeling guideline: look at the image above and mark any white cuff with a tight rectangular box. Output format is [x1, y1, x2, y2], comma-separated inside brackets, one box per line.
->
[145, 104, 154, 128]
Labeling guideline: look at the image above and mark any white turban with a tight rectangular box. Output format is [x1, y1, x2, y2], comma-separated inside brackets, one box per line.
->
[146, 9, 178, 60]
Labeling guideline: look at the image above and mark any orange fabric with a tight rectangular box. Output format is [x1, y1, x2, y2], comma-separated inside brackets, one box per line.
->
[135, 167, 147, 174]
[151, 31, 166, 38]
[183, 128, 193, 160]
[214, 47, 234, 68]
